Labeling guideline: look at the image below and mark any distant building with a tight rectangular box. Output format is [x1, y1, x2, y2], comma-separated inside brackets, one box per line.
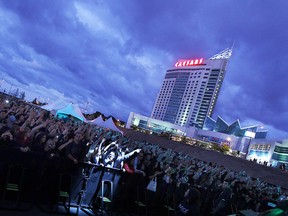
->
[126, 112, 197, 138]
[271, 140, 288, 166]
[151, 48, 232, 129]
[247, 139, 288, 167]
[126, 112, 266, 153]
[127, 112, 288, 167]
[203, 116, 268, 139]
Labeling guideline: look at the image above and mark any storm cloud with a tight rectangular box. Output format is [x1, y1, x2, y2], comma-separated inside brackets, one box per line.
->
[0, 0, 287, 138]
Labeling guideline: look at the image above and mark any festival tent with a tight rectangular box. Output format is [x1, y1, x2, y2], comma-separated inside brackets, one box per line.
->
[41, 100, 70, 111]
[56, 103, 87, 122]
[101, 117, 123, 134]
[90, 115, 105, 125]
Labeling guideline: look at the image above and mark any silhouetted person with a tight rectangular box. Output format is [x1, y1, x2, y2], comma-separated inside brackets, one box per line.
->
[176, 187, 202, 216]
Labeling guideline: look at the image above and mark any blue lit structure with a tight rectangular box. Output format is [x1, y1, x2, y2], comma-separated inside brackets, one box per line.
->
[203, 116, 267, 139]
[271, 141, 288, 165]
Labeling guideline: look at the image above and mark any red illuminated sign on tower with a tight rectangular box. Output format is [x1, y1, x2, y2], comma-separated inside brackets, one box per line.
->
[175, 58, 204, 67]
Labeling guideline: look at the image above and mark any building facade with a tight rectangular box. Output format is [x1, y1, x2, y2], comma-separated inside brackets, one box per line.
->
[151, 48, 232, 129]
[126, 112, 197, 138]
[203, 116, 268, 139]
[246, 139, 288, 167]
[126, 112, 262, 153]
[126, 112, 288, 167]
[271, 140, 288, 166]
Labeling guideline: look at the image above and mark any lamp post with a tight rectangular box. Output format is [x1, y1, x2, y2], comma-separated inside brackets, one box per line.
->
[84, 101, 89, 114]
[8, 84, 13, 95]
[0, 79, 4, 89]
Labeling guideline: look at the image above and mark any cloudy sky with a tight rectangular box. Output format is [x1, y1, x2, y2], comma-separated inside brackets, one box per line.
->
[0, 0, 288, 138]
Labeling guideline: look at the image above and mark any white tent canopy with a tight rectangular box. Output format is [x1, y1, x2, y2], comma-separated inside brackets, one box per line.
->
[90, 115, 105, 125]
[56, 103, 87, 122]
[101, 117, 123, 134]
[90, 116, 123, 134]
[42, 100, 70, 111]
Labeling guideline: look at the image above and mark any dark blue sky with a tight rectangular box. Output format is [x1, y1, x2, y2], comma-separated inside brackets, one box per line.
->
[0, 0, 288, 138]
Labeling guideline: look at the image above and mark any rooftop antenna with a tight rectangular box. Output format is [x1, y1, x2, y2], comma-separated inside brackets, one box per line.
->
[209, 41, 235, 60]
[231, 40, 236, 52]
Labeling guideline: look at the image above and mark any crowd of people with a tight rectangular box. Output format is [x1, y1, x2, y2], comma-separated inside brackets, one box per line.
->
[0, 96, 287, 215]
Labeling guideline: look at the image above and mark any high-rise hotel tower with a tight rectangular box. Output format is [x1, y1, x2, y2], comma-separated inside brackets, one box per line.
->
[151, 48, 232, 129]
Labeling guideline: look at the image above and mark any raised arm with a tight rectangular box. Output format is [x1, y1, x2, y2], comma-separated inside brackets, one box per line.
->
[123, 148, 141, 160]
[58, 139, 73, 152]
[28, 119, 49, 138]
[19, 111, 36, 132]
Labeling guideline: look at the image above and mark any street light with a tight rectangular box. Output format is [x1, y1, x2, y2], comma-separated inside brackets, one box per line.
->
[0, 79, 4, 89]
[8, 84, 13, 95]
[84, 101, 90, 114]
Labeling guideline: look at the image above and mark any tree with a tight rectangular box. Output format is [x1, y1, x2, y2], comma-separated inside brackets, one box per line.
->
[211, 143, 230, 154]
[19, 91, 26, 100]
[221, 144, 231, 154]
[131, 124, 138, 130]
[12, 88, 19, 97]
[32, 98, 38, 104]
